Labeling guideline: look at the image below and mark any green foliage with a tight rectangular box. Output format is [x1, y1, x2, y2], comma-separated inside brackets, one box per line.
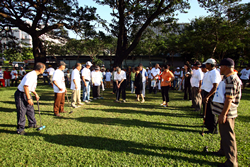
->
[3, 47, 33, 62]
[0, 84, 249, 166]
[92, 56, 104, 66]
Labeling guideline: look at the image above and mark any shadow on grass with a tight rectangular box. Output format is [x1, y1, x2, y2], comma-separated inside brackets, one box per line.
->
[0, 129, 218, 166]
[0, 107, 16, 112]
[56, 116, 200, 133]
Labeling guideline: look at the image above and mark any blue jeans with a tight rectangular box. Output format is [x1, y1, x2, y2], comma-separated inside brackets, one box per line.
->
[131, 81, 135, 93]
[82, 81, 90, 101]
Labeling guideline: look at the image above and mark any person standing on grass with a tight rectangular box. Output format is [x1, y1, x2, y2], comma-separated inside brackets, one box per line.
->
[239, 64, 250, 90]
[150, 64, 160, 94]
[47, 65, 55, 87]
[19, 67, 26, 80]
[181, 63, 192, 100]
[14, 62, 45, 135]
[0, 67, 5, 87]
[43, 68, 49, 85]
[71, 63, 83, 108]
[111, 67, 117, 94]
[160, 64, 174, 107]
[52, 61, 67, 117]
[200, 63, 208, 116]
[81, 61, 92, 103]
[4, 67, 11, 87]
[114, 67, 127, 103]
[130, 67, 136, 93]
[211, 58, 242, 167]
[202, 58, 221, 134]
[134, 67, 145, 103]
[11, 67, 18, 87]
[190, 61, 203, 112]
[91, 66, 103, 100]
[138, 63, 148, 98]
[105, 69, 112, 89]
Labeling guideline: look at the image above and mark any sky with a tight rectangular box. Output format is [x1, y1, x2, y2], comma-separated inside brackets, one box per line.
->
[68, 0, 249, 38]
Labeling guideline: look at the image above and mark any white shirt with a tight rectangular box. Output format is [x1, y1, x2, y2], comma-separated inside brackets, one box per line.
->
[91, 71, 102, 86]
[190, 68, 203, 87]
[114, 71, 126, 81]
[19, 70, 26, 76]
[147, 70, 151, 79]
[141, 68, 147, 82]
[151, 68, 160, 79]
[70, 69, 81, 90]
[0, 70, 3, 79]
[81, 67, 91, 81]
[18, 71, 37, 92]
[213, 80, 226, 103]
[47, 67, 55, 76]
[43, 69, 48, 76]
[201, 68, 221, 92]
[105, 72, 112, 82]
[240, 68, 250, 80]
[11, 70, 18, 79]
[174, 71, 181, 79]
[52, 69, 66, 93]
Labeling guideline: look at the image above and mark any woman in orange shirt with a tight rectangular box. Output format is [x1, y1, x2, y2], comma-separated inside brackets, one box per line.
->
[161, 64, 174, 107]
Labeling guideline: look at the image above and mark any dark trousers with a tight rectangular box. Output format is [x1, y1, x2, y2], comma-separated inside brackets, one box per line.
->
[11, 79, 18, 87]
[218, 118, 238, 167]
[150, 79, 158, 94]
[14, 90, 36, 132]
[202, 91, 217, 132]
[184, 82, 191, 100]
[113, 81, 116, 93]
[54, 92, 65, 115]
[161, 86, 170, 102]
[93, 86, 100, 98]
[43, 76, 49, 84]
[116, 80, 126, 100]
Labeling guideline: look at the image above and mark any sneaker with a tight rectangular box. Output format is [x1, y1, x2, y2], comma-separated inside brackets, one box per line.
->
[115, 100, 120, 103]
[77, 103, 84, 105]
[28, 124, 38, 128]
[122, 100, 126, 103]
[72, 105, 78, 108]
[17, 130, 26, 135]
[84, 100, 90, 103]
[54, 114, 62, 117]
[141, 100, 145, 103]
[89, 99, 93, 102]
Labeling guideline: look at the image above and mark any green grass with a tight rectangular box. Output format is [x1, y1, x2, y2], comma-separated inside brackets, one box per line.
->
[0, 83, 249, 166]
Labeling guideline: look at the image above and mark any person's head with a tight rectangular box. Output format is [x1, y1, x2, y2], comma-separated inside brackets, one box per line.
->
[72, 66, 75, 69]
[184, 63, 189, 70]
[75, 63, 82, 71]
[95, 66, 100, 71]
[138, 63, 143, 71]
[0, 67, 1, 71]
[13, 67, 16, 70]
[135, 67, 140, 73]
[200, 64, 207, 73]
[113, 67, 116, 71]
[20, 67, 23, 70]
[5, 67, 8, 71]
[155, 64, 159, 69]
[246, 64, 250, 70]
[85, 61, 92, 69]
[176, 67, 180, 72]
[35, 62, 46, 74]
[193, 61, 201, 70]
[146, 67, 149, 71]
[204, 58, 216, 71]
[67, 70, 69, 73]
[116, 67, 121, 74]
[149, 66, 152, 70]
[58, 61, 66, 71]
[106, 68, 110, 72]
[219, 58, 235, 75]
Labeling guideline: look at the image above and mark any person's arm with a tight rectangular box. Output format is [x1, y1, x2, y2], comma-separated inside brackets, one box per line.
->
[203, 83, 218, 103]
[81, 75, 86, 86]
[218, 97, 232, 124]
[198, 80, 202, 93]
[53, 80, 63, 91]
[73, 79, 78, 89]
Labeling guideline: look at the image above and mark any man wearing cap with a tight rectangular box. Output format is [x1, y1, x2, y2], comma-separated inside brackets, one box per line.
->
[202, 58, 221, 134]
[139, 64, 148, 98]
[91, 66, 103, 100]
[81, 61, 92, 103]
[14, 62, 45, 135]
[71, 63, 83, 108]
[52, 61, 67, 117]
[114, 67, 127, 102]
[212, 58, 242, 167]
[190, 61, 203, 112]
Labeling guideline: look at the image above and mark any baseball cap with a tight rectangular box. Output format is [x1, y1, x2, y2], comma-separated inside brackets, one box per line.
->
[204, 58, 216, 65]
[59, 61, 67, 66]
[193, 61, 201, 66]
[86, 61, 92, 66]
[176, 67, 180, 70]
[146, 67, 149, 69]
[219, 58, 234, 67]
[95, 66, 100, 70]
[200, 64, 206, 68]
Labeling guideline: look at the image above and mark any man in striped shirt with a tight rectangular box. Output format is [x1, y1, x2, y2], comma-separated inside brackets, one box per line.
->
[212, 58, 242, 167]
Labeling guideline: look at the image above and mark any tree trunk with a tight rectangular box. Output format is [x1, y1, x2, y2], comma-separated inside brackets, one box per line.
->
[32, 36, 46, 69]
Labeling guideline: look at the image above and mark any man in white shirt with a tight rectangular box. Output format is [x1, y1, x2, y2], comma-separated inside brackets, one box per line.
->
[174, 67, 181, 90]
[105, 69, 112, 88]
[150, 64, 160, 94]
[239, 64, 250, 89]
[91, 66, 103, 99]
[71, 63, 83, 108]
[146, 67, 151, 90]
[81, 61, 92, 103]
[11, 67, 18, 87]
[0, 67, 5, 87]
[53, 61, 67, 117]
[139, 64, 148, 98]
[14, 62, 45, 135]
[190, 61, 204, 112]
[202, 58, 221, 134]
[114, 67, 127, 102]
[19, 66, 26, 80]
[47, 65, 55, 87]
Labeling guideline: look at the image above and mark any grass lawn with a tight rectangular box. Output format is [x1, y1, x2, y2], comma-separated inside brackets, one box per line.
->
[0, 83, 249, 166]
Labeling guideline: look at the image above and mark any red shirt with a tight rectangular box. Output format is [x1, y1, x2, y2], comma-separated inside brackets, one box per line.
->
[4, 71, 11, 79]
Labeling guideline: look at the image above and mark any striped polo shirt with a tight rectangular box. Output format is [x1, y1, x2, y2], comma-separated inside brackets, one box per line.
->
[212, 72, 242, 118]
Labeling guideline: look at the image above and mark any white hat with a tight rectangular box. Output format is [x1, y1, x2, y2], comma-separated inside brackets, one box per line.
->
[176, 67, 180, 70]
[204, 58, 216, 65]
[146, 67, 149, 69]
[86, 61, 92, 66]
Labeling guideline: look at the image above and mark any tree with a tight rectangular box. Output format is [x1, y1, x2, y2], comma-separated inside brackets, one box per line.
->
[95, 0, 190, 67]
[0, 0, 97, 67]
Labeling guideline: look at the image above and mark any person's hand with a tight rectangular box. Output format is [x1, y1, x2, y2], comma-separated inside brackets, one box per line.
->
[199, 89, 201, 94]
[59, 87, 63, 91]
[28, 99, 34, 106]
[75, 85, 78, 89]
[35, 94, 40, 101]
[134, 86, 136, 89]
[203, 96, 209, 103]
[117, 84, 120, 89]
[84, 82, 87, 87]
[65, 89, 67, 93]
[218, 114, 227, 124]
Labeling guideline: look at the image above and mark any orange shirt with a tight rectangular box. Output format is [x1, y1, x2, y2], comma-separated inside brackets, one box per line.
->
[161, 70, 174, 87]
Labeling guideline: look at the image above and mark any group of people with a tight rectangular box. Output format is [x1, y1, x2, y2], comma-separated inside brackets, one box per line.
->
[0, 66, 26, 87]
[13, 57, 247, 167]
